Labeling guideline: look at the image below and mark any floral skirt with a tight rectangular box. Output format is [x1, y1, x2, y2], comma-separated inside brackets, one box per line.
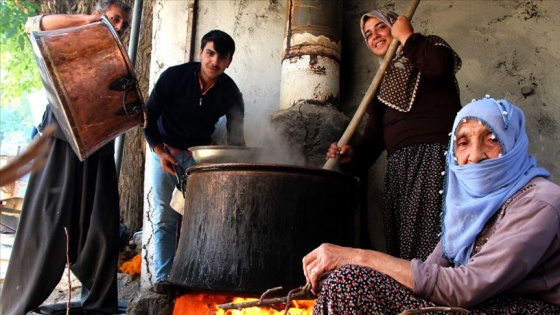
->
[384, 143, 447, 260]
[313, 264, 560, 314]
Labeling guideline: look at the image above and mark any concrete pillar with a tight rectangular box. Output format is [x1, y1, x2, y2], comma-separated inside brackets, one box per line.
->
[279, 0, 342, 110]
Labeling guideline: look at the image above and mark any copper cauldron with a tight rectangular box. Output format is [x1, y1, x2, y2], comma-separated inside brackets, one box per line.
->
[169, 163, 358, 295]
[29, 17, 145, 161]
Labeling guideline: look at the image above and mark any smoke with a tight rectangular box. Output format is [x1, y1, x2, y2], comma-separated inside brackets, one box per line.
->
[245, 115, 306, 166]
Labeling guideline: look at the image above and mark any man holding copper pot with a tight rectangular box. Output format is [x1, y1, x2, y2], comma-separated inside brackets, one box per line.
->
[1, 1, 132, 314]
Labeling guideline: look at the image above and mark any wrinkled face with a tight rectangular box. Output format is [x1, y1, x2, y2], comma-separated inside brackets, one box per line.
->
[363, 17, 393, 58]
[102, 4, 131, 37]
[199, 42, 232, 83]
[454, 119, 502, 165]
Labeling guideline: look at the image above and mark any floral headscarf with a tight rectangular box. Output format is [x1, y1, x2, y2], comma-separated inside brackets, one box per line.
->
[442, 96, 550, 266]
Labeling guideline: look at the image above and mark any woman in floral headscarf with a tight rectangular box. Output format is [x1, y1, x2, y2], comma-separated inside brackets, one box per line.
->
[310, 97, 560, 314]
[327, 10, 462, 260]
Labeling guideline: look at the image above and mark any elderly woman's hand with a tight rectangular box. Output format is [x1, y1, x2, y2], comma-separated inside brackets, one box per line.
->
[326, 143, 354, 164]
[302, 243, 360, 295]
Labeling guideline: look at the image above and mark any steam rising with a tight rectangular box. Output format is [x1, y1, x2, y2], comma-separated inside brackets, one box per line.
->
[212, 115, 306, 166]
[248, 117, 306, 166]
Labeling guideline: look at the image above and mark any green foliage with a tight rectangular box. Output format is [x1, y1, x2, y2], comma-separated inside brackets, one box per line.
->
[1, 0, 42, 153]
[1, 0, 42, 108]
[0, 100, 33, 147]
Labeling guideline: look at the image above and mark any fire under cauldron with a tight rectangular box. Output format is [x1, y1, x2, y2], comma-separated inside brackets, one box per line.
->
[168, 163, 358, 296]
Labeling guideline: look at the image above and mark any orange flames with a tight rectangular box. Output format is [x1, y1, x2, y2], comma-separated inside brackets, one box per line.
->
[173, 293, 315, 315]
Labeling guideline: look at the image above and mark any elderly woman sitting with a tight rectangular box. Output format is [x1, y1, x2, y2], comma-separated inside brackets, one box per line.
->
[303, 97, 560, 314]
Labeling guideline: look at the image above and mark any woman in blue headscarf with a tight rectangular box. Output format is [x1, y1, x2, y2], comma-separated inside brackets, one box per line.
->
[305, 97, 560, 313]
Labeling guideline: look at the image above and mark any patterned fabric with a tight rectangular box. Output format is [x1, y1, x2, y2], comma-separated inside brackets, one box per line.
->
[314, 264, 560, 314]
[378, 35, 461, 113]
[442, 98, 550, 266]
[384, 143, 446, 260]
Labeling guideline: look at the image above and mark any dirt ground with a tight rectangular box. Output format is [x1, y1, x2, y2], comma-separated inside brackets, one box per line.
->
[41, 249, 142, 307]
[0, 248, 142, 313]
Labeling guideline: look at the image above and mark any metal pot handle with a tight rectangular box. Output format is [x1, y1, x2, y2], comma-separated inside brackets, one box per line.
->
[178, 170, 188, 198]
[163, 146, 187, 196]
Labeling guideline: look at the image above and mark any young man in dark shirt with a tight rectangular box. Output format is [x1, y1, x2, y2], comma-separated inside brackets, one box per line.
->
[143, 30, 245, 293]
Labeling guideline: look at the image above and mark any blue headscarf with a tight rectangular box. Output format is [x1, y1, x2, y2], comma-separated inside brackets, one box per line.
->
[442, 97, 550, 266]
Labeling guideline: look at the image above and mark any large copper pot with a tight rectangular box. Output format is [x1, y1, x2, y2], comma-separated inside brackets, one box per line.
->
[169, 163, 358, 295]
[29, 17, 145, 161]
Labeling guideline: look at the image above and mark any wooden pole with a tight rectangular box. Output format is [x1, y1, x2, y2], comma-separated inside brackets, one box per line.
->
[323, 0, 421, 170]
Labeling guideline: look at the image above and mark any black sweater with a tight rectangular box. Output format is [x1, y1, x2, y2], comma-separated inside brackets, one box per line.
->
[143, 62, 245, 151]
